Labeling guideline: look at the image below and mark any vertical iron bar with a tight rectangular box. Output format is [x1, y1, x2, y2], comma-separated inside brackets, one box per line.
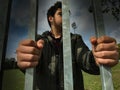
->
[92, 0, 114, 90]
[24, 0, 38, 90]
[0, 0, 11, 89]
[62, 0, 74, 90]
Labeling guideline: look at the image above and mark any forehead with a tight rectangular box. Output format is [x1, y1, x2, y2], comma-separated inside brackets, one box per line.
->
[56, 8, 62, 13]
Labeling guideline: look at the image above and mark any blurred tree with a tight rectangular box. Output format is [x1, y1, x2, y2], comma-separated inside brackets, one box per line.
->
[89, 0, 120, 20]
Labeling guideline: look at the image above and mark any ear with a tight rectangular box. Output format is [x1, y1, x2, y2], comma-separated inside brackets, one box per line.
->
[49, 16, 53, 22]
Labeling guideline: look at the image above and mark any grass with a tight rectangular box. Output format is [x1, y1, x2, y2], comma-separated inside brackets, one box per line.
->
[111, 63, 120, 90]
[2, 69, 25, 90]
[2, 63, 120, 90]
[83, 62, 120, 90]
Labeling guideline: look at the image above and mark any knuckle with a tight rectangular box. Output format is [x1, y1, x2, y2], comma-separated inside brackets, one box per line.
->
[99, 44, 104, 50]
[17, 61, 25, 69]
[16, 47, 21, 53]
[100, 36, 106, 42]
[29, 40, 36, 46]
[29, 54, 35, 60]
[101, 52, 106, 58]
[31, 47, 36, 53]
[26, 62, 38, 68]
[113, 41, 116, 45]
[26, 62, 33, 67]
[104, 60, 109, 64]
[29, 39, 34, 44]
[16, 53, 22, 61]
[29, 54, 39, 61]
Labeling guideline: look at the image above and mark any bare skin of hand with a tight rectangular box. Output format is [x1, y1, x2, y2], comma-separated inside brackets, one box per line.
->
[90, 36, 119, 67]
[16, 39, 44, 69]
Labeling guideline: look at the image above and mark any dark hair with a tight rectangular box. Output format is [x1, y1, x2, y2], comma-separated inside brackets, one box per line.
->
[47, 1, 62, 27]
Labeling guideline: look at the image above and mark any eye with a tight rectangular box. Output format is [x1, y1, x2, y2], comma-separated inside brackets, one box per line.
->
[58, 12, 62, 16]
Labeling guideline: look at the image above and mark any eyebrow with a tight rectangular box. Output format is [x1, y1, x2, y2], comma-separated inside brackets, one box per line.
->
[58, 11, 62, 13]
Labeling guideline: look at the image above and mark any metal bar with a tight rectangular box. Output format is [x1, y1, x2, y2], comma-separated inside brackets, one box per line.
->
[62, 0, 74, 90]
[0, 0, 11, 89]
[92, 0, 114, 90]
[24, 0, 38, 90]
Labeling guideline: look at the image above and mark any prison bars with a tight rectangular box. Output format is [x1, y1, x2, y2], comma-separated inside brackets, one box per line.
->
[0, 0, 114, 90]
[25, 0, 113, 90]
[0, 0, 12, 89]
[92, 0, 114, 90]
[62, 0, 74, 90]
[24, 0, 38, 90]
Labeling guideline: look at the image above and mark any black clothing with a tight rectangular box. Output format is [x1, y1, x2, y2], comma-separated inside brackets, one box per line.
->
[36, 31, 100, 90]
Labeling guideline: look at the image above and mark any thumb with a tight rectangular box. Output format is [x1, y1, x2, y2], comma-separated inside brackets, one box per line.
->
[90, 36, 97, 53]
[90, 36, 97, 45]
[36, 39, 44, 49]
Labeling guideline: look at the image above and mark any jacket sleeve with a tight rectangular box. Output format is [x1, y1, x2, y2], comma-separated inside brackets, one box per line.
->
[75, 34, 100, 75]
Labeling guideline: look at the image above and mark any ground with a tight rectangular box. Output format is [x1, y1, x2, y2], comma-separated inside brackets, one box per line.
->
[2, 62, 120, 90]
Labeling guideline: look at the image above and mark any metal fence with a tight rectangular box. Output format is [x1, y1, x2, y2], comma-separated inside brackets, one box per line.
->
[0, 0, 114, 90]
[0, 0, 12, 89]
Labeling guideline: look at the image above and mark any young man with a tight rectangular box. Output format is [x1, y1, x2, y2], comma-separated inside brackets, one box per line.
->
[16, 1, 119, 90]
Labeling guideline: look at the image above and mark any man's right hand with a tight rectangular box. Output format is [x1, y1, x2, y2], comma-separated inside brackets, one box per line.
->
[16, 39, 44, 69]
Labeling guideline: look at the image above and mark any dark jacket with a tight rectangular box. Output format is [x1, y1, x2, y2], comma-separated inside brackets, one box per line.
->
[36, 31, 100, 90]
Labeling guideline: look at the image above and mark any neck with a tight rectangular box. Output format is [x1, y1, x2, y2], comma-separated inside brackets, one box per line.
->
[51, 26, 62, 39]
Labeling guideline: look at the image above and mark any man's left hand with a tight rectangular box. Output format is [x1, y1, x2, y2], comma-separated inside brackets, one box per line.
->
[90, 36, 119, 67]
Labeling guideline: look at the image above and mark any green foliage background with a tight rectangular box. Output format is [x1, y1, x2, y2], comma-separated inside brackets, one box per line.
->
[2, 63, 120, 90]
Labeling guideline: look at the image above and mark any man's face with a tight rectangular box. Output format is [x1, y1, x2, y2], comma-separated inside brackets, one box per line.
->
[53, 8, 62, 28]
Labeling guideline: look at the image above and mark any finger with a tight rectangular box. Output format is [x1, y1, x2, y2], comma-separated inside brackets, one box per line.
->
[37, 39, 44, 49]
[94, 51, 119, 60]
[17, 61, 38, 69]
[90, 36, 97, 45]
[95, 42, 118, 51]
[19, 39, 37, 47]
[17, 53, 40, 62]
[95, 58, 119, 67]
[97, 36, 116, 44]
[90, 37, 97, 53]
[16, 45, 40, 55]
